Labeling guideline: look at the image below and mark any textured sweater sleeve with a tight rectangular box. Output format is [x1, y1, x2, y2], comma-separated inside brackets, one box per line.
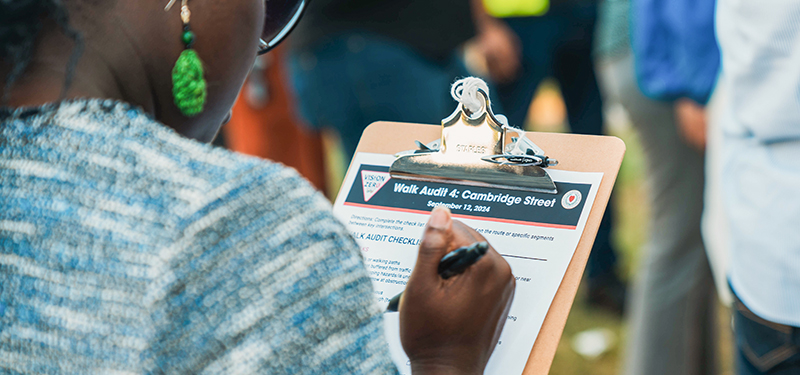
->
[145, 163, 399, 374]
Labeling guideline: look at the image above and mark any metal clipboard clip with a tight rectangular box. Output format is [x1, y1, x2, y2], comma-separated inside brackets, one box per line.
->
[390, 84, 558, 194]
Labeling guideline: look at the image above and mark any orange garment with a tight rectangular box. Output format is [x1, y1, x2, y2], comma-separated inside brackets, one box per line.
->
[222, 45, 327, 195]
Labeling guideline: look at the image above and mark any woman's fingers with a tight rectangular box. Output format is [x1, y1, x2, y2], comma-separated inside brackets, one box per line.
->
[415, 206, 455, 279]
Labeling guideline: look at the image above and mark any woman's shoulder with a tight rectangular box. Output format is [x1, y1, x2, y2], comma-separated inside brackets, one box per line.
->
[1, 100, 399, 373]
[1, 98, 332, 236]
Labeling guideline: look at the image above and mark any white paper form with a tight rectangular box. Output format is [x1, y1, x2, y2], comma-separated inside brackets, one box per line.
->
[333, 153, 603, 375]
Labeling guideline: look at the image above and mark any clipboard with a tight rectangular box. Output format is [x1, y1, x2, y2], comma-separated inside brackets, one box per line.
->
[348, 121, 625, 374]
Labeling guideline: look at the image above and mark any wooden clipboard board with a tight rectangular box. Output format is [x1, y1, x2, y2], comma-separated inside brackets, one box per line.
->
[352, 121, 626, 375]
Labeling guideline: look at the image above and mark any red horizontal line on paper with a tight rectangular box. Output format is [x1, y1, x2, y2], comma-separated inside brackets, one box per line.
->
[343, 202, 577, 230]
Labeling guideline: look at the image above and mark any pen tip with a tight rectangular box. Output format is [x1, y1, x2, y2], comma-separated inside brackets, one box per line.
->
[385, 293, 402, 313]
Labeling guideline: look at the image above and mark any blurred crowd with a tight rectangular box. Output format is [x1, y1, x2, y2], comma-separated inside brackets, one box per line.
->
[220, 0, 800, 374]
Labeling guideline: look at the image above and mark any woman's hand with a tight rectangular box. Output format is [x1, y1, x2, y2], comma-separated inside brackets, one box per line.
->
[400, 206, 516, 375]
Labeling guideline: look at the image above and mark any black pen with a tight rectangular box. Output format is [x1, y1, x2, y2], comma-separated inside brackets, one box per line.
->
[385, 241, 489, 313]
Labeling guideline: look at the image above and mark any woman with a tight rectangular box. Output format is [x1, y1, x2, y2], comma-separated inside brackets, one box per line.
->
[0, 1, 515, 374]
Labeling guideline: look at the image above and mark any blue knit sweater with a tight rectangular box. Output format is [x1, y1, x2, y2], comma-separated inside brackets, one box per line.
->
[0, 99, 398, 374]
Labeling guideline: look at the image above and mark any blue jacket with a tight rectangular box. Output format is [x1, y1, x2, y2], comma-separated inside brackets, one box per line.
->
[632, 0, 720, 104]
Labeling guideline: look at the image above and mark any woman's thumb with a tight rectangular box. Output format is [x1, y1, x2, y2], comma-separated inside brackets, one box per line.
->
[416, 206, 453, 277]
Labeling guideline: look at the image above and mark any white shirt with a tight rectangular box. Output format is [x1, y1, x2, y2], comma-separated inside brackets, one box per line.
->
[717, 0, 800, 326]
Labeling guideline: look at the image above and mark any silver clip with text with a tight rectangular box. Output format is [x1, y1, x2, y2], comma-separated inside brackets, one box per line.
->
[390, 85, 558, 194]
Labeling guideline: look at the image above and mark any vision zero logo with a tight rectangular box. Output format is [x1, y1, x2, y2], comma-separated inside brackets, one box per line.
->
[561, 190, 582, 210]
[361, 170, 390, 202]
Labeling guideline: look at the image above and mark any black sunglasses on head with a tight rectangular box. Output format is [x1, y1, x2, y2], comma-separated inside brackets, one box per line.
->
[257, 0, 308, 55]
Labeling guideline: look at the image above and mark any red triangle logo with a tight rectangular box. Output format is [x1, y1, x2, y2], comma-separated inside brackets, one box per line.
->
[361, 171, 391, 202]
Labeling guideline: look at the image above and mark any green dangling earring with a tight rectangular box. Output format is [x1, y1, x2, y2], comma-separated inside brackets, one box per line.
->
[167, 0, 207, 117]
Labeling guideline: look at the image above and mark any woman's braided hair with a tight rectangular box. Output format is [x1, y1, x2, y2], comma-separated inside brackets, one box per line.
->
[0, 0, 84, 102]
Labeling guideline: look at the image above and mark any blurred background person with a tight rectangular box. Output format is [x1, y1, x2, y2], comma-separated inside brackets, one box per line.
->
[595, 0, 721, 373]
[285, 0, 519, 163]
[489, 0, 626, 314]
[715, 0, 800, 373]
